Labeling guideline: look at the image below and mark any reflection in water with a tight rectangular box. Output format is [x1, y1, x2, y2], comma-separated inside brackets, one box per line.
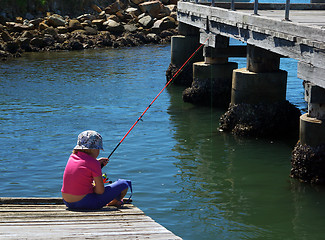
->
[166, 83, 325, 239]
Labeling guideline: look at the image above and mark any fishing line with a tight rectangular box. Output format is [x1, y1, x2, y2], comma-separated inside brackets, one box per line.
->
[106, 37, 210, 161]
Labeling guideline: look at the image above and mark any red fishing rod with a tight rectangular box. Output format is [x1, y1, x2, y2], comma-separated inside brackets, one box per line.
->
[107, 38, 209, 161]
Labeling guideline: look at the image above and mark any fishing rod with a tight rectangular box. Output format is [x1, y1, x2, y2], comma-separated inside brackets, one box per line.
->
[106, 37, 209, 161]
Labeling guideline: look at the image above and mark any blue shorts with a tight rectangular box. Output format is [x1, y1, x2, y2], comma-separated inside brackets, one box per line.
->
[63, 179, 131, 210]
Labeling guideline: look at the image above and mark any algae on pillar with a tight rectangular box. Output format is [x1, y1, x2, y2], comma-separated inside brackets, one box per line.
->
[182, 34, 238, 108]
[219, 45, 301, 137]
[166, 22, 203, 86]
[291, 83, 325, 184]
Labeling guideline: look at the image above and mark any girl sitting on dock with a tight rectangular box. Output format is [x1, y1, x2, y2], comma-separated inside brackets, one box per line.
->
[61, 130, 131, 210]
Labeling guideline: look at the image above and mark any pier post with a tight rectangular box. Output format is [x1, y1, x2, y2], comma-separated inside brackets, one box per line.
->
[291, 83, 325, 184]
[182, 35, 238, 107]
[220, 45, 301, 137]
[166, 22, 203, 86]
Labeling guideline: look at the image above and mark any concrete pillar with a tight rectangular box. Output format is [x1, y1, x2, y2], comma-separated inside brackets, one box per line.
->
[219, 44, 301, 137]
[166, 22, 203, 86]
[231, 45, 287, 105]
[182, 35, 238, 107]
[291, 83, 325, 184]
[300, 83, 325, 147]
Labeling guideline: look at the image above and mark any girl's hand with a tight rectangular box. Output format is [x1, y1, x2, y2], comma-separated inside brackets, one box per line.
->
[98, 157, 109, 168]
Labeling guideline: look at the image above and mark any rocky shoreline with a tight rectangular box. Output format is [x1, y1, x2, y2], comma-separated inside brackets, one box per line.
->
[0, 0, 178, 60]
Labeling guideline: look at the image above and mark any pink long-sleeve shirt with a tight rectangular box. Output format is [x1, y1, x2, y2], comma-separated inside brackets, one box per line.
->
[61, 151, 102, 195]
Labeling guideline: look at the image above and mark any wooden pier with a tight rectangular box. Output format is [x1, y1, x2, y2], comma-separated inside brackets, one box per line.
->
[0, 197, 181, 240]
[171, 1, 325, 183]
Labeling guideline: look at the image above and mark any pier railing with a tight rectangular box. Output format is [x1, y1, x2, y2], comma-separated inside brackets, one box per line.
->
[181, 0, 325, 21]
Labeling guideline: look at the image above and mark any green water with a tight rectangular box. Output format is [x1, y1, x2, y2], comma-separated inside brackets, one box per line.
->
[0, 44, 324, 240]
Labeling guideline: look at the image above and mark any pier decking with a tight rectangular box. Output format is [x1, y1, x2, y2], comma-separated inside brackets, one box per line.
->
[0, 198, 181, 240]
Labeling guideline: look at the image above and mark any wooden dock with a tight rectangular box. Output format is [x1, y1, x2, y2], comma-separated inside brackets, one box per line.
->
[0, 198, 182, 240]
[177, 2, 325, 89]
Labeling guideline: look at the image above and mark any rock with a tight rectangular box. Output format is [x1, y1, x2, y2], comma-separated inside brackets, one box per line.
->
[76, 14, 96, 22]
[118, 0, 129, 9]
[125, 7, 141, 17]
[57, 26, 68, 34]
[160, 16, 176, 30]
[103, 19, 124, 33]
[92, 4, 102, 13]
[48, 14, 66, 27]
[97, 11, 106, 19]
[107, 15, 120, 22]
[160, 29, 174, 38]
[170, 11, 177, 20]
[84, 26, 98, 35]
[1, 31, 13, 42]
[39, 21, 49, 31]
[70, 40, 84, 50]
[43, 26, 58, 37]
[29, 18, 43, 28]
[43, 34, 55, 46]
[166, 4, 177, 12]
[71, 29, 86, 35]
[6, 22, 31, 32]
[105, 2, 122, 14]
[69, 19, 83, 31]
[124, 24, 137, 32]
[160, 6, 171, 17]
[147, 33, 160, 43]
[4, 41, 19, 54]
[129, 0, 145, 6]
[21, 31, 34, 39]
[17, 37, 31, 51]
[92, 19, 106, 30]
[169, 0, 178, 4]
[0, 50, 10, 59]
[15, 17, 23, 23]
[30, 37, 47, 48]
[139, 1, 163, 18]
[138, 15, 154, 28]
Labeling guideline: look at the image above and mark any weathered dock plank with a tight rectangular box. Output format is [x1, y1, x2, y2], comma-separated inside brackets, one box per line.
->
[0, 198, 182, 240]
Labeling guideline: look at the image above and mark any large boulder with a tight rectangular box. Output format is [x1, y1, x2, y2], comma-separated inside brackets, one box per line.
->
[43, 26, 58, 38]
[84, 26, 98, 35]
[30, 37, 47, 48]
[139, 1, 163, 18]
[69, 19, 83, 31]
[48, 14, 66, 27]
[103, 19, 124, 33]
[3, 41, 19, 54]
[124, 24, 137, 32]
[105, 2, 122, 14]
[1, 31, 13, 42]
[92, 19, 106, 30]
[138, 15, 154, 28]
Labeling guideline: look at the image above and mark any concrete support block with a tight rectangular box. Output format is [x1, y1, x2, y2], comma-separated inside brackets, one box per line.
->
[304, 83, 325, 119]
[193, 61, 237, 80]
[300, 113, 325, 146]
[171, 35, 202, 67]
[247, 45, 281, 73]
[183, 61, 238, 107]
[178, 22, 200, 36]
[231, 68, 287, 105]
[203, 45, 228, 64]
